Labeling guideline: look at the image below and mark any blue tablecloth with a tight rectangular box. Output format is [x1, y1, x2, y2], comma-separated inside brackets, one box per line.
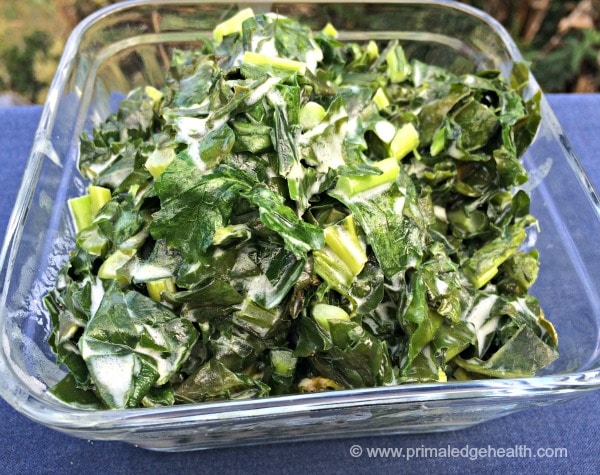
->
[1, 96, 599, 474]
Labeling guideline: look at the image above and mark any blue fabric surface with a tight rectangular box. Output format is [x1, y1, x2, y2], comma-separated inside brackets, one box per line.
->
[1, 96, 599, 474]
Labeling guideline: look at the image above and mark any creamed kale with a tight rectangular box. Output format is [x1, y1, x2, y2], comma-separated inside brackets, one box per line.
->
[44, 9, 558, 409]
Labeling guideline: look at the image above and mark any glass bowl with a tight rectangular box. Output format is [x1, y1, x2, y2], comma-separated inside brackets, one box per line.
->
[2, 0, 600, 452]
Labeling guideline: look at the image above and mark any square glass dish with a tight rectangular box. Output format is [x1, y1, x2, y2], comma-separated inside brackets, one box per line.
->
[2, 0, 600, 452]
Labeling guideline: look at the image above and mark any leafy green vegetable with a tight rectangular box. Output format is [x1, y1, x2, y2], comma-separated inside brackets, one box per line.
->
[46, 10, 557, 409]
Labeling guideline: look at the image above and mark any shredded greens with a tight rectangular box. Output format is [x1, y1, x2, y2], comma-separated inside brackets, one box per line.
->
[44, 10, 558, 409]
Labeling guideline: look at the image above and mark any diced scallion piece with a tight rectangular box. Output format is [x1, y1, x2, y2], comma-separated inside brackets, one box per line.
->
[299, 101, 326, 129]
[366, 40, 379, 60]
[386, 44, 410, 83]
[235, 298, 281, 338]
[314, 215, 367, 294]
[269, 347, 298, 394]
[321, 22, 338, 38]
[145, 148, 176, 179]
[335, 157, 399, 197]
[213, 7, 255, 43]
[144, 86, 163, 105]
[430, 127, 446, 157]
[212, 224, 251, 246]
[373, 88, 390, 111]
[242, 51, 306, 75]
[323, 215, 367, 276]
[373, 120, 396, 143]
[98, 249, 136, 282]
[389, 122, 419, 160]
[68, 195, 93, 232]
[448, 207, 488, 237]
[312, 303, 350, 332]
[88, 185, 112, 216]
[314, 246, 355, 293]
[147, 278, 176, 302]
[271, 349, 297, 376]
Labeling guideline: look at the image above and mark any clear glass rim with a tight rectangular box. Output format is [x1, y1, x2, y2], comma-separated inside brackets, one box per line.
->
[10, 370, 600, 431]
[2, 0, 600, 434]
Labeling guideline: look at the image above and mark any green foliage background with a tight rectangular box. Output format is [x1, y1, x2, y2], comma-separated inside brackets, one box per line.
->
[0, 0, 598, 104]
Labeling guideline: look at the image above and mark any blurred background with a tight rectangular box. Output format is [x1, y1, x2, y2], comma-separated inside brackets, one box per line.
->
[1, 0, 599, 105]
